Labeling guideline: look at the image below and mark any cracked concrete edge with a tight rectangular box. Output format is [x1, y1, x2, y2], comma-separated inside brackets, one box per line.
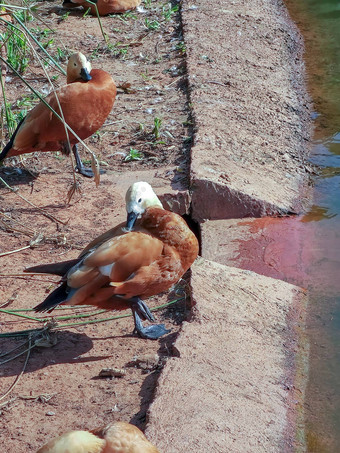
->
[190, 176, 294, 222]
[146, 259, 309, 452]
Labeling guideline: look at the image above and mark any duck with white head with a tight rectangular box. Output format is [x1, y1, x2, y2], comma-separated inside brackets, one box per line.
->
[24, 182, 199, 340]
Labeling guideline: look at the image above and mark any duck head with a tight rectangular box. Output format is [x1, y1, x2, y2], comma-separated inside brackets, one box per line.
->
[67, 52, 92, 83]
[125, 181, 163, 231]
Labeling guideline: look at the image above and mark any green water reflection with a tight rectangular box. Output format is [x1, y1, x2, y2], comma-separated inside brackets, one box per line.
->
[286, 0, 340, 451]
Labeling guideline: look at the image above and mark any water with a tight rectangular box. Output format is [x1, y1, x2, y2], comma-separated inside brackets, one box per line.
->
[285, 1, 340, 450]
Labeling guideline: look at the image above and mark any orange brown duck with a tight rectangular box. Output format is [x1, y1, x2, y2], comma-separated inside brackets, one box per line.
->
[26, 182, 199, 340]
[37, 421, 159, 453]
[62, 0, 141, 15]
[0, 52, 116, 177]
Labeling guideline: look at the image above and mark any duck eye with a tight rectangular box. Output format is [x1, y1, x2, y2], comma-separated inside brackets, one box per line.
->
[74, 62, 77, 67]
[138, 198, 142, 203]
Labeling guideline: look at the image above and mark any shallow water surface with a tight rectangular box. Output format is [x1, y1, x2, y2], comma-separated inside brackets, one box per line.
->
[285, 1, 340, 450]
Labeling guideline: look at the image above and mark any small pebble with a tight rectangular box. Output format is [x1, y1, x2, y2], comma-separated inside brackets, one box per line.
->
[46, 411, 55, 416]
[99, 367, 126, 378]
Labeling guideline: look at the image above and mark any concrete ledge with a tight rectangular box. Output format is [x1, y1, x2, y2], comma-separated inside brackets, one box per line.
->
[182, 0, 312, 220]
[191, 176, 287, 222]
[146, 258, 307, 452]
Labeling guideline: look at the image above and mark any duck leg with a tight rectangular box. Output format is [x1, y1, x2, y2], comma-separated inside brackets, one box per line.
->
[72, 144, 103, 178]
[129, 296, 170, 340]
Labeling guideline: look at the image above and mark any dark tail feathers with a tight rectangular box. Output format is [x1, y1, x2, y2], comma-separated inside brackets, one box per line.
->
[25, 259, 80, 277]
[34, 282, 69, 313]
[0, 117, 25, 161]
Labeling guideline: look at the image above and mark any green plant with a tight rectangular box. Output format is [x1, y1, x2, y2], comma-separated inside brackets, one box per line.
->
[162, 3, 179, 21]
[140, 70, 151, 81]
[117, 11, 138, 22]
[124, 148, 143, 162]
[1, 25, 29, 73]
[144, 0, 152, 8]
[60, 11, 70, 21]
[152, 117, 162, 140]
[42, 37, 54, 49]
[54, 151, 65, 161]
[31, 27, 54, 40]
[56, 47, 68, 61]
[176, 41, 186, 53]
[145, 18, 160, 30]
[31, 27, 55, 49]
[1, 102, 16, 134]
[7, 15, 66, 75]
[108, 42, 129, 59]
[83, 8, 91, 18]
[1, 99, 28, 134]
[15, 108, 27, 123]
[14, 9, 34, 23]
[16, 94, 36, 109]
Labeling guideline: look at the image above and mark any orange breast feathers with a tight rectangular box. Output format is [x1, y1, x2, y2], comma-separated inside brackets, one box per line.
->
[62, 0, 141, 15]
[37, 421, 159, 453]
[65, 206, 199, 305]
[1, 52, 116, 158]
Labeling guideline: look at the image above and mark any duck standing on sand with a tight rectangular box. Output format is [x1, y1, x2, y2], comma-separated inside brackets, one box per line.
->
[0, 52, 116, 177]
[25, 182, 199, 340]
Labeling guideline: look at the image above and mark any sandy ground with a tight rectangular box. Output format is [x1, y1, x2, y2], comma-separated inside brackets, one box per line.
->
[0, 0, 312, 451]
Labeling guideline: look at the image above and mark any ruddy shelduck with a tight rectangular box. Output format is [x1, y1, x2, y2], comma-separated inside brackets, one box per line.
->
[0, 52, 116, 177]
[26, 182, 199, 340]
[62, 0, 141, 16]
[37, 421, 159, 453]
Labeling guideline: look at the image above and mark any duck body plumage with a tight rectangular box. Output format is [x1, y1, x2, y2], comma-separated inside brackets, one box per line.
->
[0, 69, 116, 160]
[27, 206, 198, 338]
[37, 430, 105, 453]
[37, 421, 159, 453]
[92, 421, 160, 453]
[62, 0, 141, 16]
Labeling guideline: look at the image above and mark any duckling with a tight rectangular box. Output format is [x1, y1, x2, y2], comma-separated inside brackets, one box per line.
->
[26, 182, 199, 340]
[0, 52, 116, 177]
[62, 0, 141, 16]
[37, 421, 159, 453]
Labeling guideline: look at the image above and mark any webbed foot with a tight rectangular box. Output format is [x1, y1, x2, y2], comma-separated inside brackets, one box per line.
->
[130, 297, 170, 340]
[75, 165, 105, 178]
[72, 144, 105, 178]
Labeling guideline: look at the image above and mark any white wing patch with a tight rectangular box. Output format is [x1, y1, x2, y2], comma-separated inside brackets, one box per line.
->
[99, 263, 115, 277]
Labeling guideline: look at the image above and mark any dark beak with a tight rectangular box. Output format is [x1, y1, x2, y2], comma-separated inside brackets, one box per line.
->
[80, 67, 92, 82]
[126, 211, 138, 231]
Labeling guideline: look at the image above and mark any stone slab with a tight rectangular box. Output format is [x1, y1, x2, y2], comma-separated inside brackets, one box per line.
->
[181, 0, 313, 221]
[146, 258, 308, 452]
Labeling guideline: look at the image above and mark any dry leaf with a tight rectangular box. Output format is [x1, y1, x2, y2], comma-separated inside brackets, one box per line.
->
[91, 154, 100, 187]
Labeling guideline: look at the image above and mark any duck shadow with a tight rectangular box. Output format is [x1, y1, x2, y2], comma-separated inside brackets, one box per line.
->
[0, 166, 37, 186]
[0, 330, 110, 377]
[49, 6, 103, 20]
